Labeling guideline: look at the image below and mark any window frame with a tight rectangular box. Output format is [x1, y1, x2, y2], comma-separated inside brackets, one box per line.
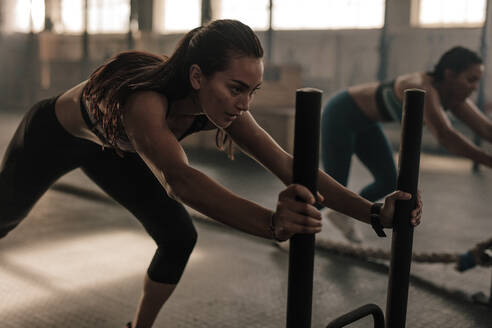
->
[153, 0, 201, 34]
[271, 0, 385, 31]
[411, 0, 486, 28]
[214, 0, 386, 31]
[57, 0, 131, 34]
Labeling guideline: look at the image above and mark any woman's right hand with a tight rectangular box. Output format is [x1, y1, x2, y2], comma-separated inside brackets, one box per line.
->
[272, 184, 323, 241]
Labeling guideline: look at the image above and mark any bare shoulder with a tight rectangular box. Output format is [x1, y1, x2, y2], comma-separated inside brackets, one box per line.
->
[123, 91, 169, 127]
[122, 91, 170, 139]
[58, 80, 87, 103]
[125, 90, 169, 116]
[397, 72, 432, 91]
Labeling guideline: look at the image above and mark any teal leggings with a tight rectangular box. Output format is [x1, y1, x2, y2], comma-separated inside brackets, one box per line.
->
[321, 91, 397, 202]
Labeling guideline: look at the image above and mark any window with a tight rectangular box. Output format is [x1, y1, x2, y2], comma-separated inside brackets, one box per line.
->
[3, 0, 45, 33]
[273, 0, 385, 30]
[88, 0, 130, 33]
[60, 0, 84, 33]
[154, 0, 201, 33]
[59, 0, 130, 34]
[415, 0, 486, 27]
[219, 0, 270, 30]
[219, 0, 385, 30]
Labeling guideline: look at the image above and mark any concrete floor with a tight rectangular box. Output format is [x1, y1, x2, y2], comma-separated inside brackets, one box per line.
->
[1, 111, 491, 327]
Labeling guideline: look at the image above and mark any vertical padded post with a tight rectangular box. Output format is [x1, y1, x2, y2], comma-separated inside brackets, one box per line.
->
[385, 89, 425, 328]
[286, 88, 322, 328]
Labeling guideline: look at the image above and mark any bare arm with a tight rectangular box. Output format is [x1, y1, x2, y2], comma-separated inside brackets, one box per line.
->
[451, 99, 492, 143]
[226, 112, 420, 227]
[122, 91, 322, 241]
[423, 88, 492, 167]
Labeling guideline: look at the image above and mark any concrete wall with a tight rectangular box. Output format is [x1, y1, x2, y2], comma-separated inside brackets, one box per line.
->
[0, 26, 485, 107]
[1, 31, 487, 105]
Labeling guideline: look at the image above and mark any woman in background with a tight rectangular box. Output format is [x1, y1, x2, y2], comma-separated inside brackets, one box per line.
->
[320, 46, 489, 243]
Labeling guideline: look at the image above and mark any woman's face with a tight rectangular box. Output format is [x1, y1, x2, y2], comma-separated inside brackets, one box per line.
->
[192, 56, 264, 128]
[445, 63, 484, 101]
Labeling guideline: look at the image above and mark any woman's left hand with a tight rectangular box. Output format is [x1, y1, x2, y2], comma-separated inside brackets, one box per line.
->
[379, 190, 423, 228]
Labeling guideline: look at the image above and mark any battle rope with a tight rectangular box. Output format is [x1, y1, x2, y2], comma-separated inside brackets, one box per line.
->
[188, 210, 491, 272]
[189, 210, 491, 272]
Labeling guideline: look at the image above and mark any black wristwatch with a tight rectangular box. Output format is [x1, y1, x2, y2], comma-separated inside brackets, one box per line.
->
[370, 202, 386, 237]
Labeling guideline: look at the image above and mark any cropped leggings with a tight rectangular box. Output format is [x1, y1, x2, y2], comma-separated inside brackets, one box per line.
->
[321, 91, 397, 202]
[0, 96, 197, 284]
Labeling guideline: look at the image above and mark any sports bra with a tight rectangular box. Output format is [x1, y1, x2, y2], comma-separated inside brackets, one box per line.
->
[375, 80, 403, 122]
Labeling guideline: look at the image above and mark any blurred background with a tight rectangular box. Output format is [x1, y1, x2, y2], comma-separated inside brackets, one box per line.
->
[1, 0, 491, 154]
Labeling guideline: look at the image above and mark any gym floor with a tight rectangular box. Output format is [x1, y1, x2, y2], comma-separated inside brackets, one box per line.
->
[1, 112, 491, 327]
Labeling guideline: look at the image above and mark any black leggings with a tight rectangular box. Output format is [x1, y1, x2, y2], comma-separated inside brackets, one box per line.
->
[0, 96, 197, 284]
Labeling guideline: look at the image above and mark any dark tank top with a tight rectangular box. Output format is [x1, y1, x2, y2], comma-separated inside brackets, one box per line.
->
[375, 80, 403, 122]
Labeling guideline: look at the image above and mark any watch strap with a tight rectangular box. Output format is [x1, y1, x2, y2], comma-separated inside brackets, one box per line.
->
[370, 203, 386, 237]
